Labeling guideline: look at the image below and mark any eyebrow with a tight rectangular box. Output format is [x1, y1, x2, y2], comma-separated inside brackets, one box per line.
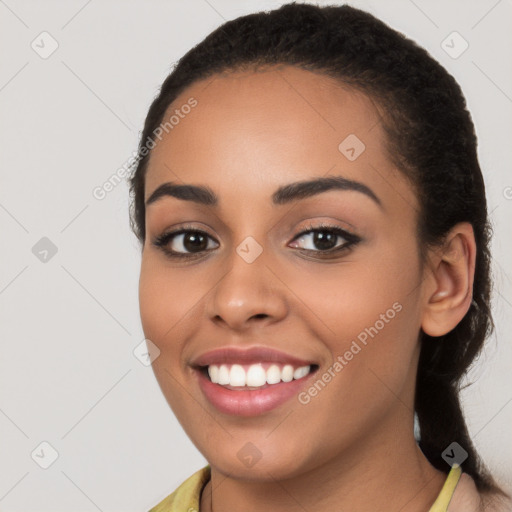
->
[145, 175, 382, 209]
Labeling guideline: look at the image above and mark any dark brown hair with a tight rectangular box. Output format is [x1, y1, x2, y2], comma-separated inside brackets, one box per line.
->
[129, 2, 509, 500]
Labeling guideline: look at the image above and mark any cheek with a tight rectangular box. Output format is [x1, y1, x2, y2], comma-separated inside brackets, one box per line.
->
[284, 246, 422, 403]
[138, 255, 206, 419]
[283, 247, 420, 342]
[138, 254, 204, 351]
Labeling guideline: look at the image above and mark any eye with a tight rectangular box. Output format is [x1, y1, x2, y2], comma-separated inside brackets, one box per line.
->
[152, 222, 361, 261]
[289, 223, 360, 256]
[152, 226, 219, 259]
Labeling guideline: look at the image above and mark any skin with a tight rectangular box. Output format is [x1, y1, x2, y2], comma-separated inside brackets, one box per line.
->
[138, 65, 476, 512]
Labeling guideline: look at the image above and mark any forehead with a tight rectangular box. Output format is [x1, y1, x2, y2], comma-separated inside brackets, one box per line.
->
[144, 65, 416, 214]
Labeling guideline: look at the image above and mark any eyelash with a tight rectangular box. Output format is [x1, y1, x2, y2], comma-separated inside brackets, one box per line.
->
[152, 222, 361, 261]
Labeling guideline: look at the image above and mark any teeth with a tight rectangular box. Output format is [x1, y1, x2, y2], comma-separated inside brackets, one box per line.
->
[247, 364, 267, 387]
[293, 366, 310, 379]
[281, 365, 294, 382]
[218, 365, 230, 385]
[207, 363, 312, 388]
[230, 364, 246, 387]
[266, 364, 281, 384]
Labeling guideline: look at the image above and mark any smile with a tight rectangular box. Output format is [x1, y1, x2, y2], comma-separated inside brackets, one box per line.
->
[194, 362, 319, 416]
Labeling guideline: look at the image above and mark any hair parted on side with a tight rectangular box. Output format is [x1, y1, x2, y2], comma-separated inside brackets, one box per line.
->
[128, 2, 509, 501]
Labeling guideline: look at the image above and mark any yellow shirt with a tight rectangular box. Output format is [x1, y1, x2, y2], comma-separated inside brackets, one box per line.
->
[148, 463, 468, 512]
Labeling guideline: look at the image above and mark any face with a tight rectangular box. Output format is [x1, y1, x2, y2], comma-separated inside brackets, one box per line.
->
[139, 65, 427, 480]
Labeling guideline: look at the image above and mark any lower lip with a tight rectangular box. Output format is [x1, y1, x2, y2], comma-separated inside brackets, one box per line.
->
[195, 368, 316, 417]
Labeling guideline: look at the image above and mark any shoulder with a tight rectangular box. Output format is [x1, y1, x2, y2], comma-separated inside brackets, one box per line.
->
[147, 465, 211, 512]
[448, 472, 512, 512]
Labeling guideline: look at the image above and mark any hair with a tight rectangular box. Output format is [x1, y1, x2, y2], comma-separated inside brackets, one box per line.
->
[128, 1, 509, 501]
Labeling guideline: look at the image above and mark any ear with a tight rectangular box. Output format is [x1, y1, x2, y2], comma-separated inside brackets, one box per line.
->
[421, 222, 476, 337]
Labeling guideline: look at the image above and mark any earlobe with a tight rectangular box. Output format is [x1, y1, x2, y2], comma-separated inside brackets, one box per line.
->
[421, 223, 476, 337]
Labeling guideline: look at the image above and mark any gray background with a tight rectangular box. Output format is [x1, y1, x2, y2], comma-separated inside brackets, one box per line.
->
[0, 0, 511, 510]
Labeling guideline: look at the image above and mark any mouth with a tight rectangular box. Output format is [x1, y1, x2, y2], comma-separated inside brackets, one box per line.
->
[199, 362, 318, 389]
[193, 362, 319, 416]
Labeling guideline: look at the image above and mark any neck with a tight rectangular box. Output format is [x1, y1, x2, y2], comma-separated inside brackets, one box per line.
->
[200, 412, 447, 512]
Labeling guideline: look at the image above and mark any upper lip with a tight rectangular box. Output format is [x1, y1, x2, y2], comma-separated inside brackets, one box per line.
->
[191, 346, 316, 368]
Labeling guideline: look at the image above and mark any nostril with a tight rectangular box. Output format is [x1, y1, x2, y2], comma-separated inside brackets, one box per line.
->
[251, 313, 268, 320]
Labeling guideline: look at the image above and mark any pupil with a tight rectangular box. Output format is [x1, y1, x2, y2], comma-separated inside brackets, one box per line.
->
[184, 232, 207, 252]
[314, 231, 336, 250]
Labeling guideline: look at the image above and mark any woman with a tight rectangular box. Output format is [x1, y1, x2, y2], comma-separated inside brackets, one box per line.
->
[128, 3, 511, 511]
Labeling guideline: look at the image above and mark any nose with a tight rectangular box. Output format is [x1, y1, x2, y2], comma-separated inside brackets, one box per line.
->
[205, 246, 289, 332]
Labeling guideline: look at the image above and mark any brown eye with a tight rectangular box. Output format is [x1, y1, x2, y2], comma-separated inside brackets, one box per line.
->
[290, 225, 358, 253]
[153, 229, 219, 258]
[179, 232, 209, 252]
